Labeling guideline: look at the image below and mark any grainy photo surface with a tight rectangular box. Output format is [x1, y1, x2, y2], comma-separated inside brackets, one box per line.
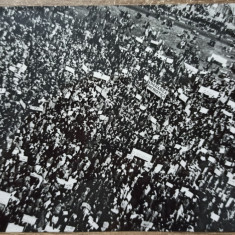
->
[0, 4, 235, 232]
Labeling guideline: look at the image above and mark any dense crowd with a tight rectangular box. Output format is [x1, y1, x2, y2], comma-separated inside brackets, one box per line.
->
[0, 5, 235, 232]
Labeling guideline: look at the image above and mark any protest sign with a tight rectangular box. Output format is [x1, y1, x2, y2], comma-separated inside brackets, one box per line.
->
[44, 224, 60, 232]
[219, 95, 228, 103]
[184, 63, 198, 74]
[19, 154, 28, 162]
[147, 80, 168, 100]
[208, 156, 216, 163]
[115, 150, 122, 157]
[180, 160, 186, 168]
[20, 100, 26, 109]
[167, 164, 179, 175]
[65, 66, 75, 74]
[82, 64, 89, 73]
[0, 190, 11, 206]
[225, 161, 233, 167]
[29, 105, 44, 112]
[228, 178, 235, 187]
[93, 72, 110, 82]
[200, 107, 209, 114]
[0, 88, 6, 94]
[225, 198, 233, 208]
[126, 154, 134, 160]
[198, 86, 219, 98]
[64, 226, 75, 232]
[9, 66, 17, 72]
[210, 212, 220, 221]
[131, 148, 152, 162]
[214, 168, 222, 176]
[222, 109, 233, 117]
[148, 116, 157, 124]
[227, 100, 235, 110]
[154, 164, 163, 173]
[141, 221, 153, 229]
[22, 214, 37, 225]
[136, 37, 144, 43]
[136, 94, 142, 100]
[185, 190, 194, 198]
[140, 105, 146, 110]
[179, 93, 188, 103]
[166, 182, 173, 188]
[229, 126, 235, 134]
[5, 223, 24, 232]
[153, 135, 159, 140]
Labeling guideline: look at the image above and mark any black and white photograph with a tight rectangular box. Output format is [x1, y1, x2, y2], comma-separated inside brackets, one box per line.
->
[0, 3, 235, 232]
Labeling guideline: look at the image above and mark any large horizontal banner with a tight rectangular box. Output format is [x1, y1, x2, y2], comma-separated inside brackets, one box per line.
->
[147, 81, 168, 100]
[131, 148, 152, 162]
[198, 86, 219, 98]
[93, 72, 110, 82]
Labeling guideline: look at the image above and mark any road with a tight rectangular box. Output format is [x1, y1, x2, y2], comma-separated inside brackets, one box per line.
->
[126, 6, 234, 47]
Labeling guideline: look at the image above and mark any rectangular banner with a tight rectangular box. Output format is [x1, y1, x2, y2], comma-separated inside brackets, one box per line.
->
[93, 72, 110, 82]
[198, 86, 219, 98]
[147, 81, 168, 100]
[29, 105, 44, 112]
[131, 148, 152, 162]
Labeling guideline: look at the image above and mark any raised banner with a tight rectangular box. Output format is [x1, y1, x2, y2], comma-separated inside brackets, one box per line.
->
[5, 223, 24, 232]
[65, 66, 75, 74]
[198, 86, 219, 98]
[0, 190, 11, 206]
[131, 148, 152, 162]
[22, 214, 37, 225]
[29, 105, 44, 112]
[93, 72, 110, 82]
[147, 81, 168, 100]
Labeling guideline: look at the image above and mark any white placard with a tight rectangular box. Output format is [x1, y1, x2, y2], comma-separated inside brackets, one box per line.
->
[210, 212, 220, 221]
[166, 182, 173, 188]
[64, 226, 75, 232]
[65, 66, 75, 74]
[131, 148, 152, 162]
[136, 94, 142, 100]
[180, 160, 186, 168]
[19, 154, 28, 162]
[227, 100, 235, 110]
[29, 105, 44, 112]
[179, 93, 188, 103]
[147, 80, 168, 100]
[5, 223, 24, 232]
[22, 214, 37, 225]
[154, 164, 163, 173]
[185, 190, 194, 198]
[93, 72, 110, 81]
[198, 86, 219, 98]
[200, 107, 208, 114]
[0, 190, 11, 206]
[208, 156, 216, 163]
[20, 100, 26, 109]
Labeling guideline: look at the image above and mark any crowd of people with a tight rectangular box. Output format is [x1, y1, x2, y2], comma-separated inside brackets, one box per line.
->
[0, 5, 235, 232]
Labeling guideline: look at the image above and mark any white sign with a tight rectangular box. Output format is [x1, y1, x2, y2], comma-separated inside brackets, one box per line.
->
[64, 226, 75, 232]
[222, 109, 233, 117]
[227, 100, 235, 110]
[93, 72, 110, 82]
[0, 190, 11, 206]
[147, 80, 168, 99]
[19, 154, 28, 162]
[141, 221, 153, 229]
[136, 94, 142, 100]
[65, 66, 75, 74]
[136, 37, 144, 43]
[184, 63, 198, 74]
[198, 86, 219, 98]
[154, 164, 163, 173]
[179, 93, 188, 103]
[131, 148, 152, 162]
[180, 160, 186, 168]
[200, 107, 209, 114]
[20, 100, 26, 109]
[22, 214, 37, 225]
[5, 223, 24, 232]
[210, 212, 220, 221]
[82, 64, 89, 73]
[166, 182, 173, 188]
[29, 105, 44, 112]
